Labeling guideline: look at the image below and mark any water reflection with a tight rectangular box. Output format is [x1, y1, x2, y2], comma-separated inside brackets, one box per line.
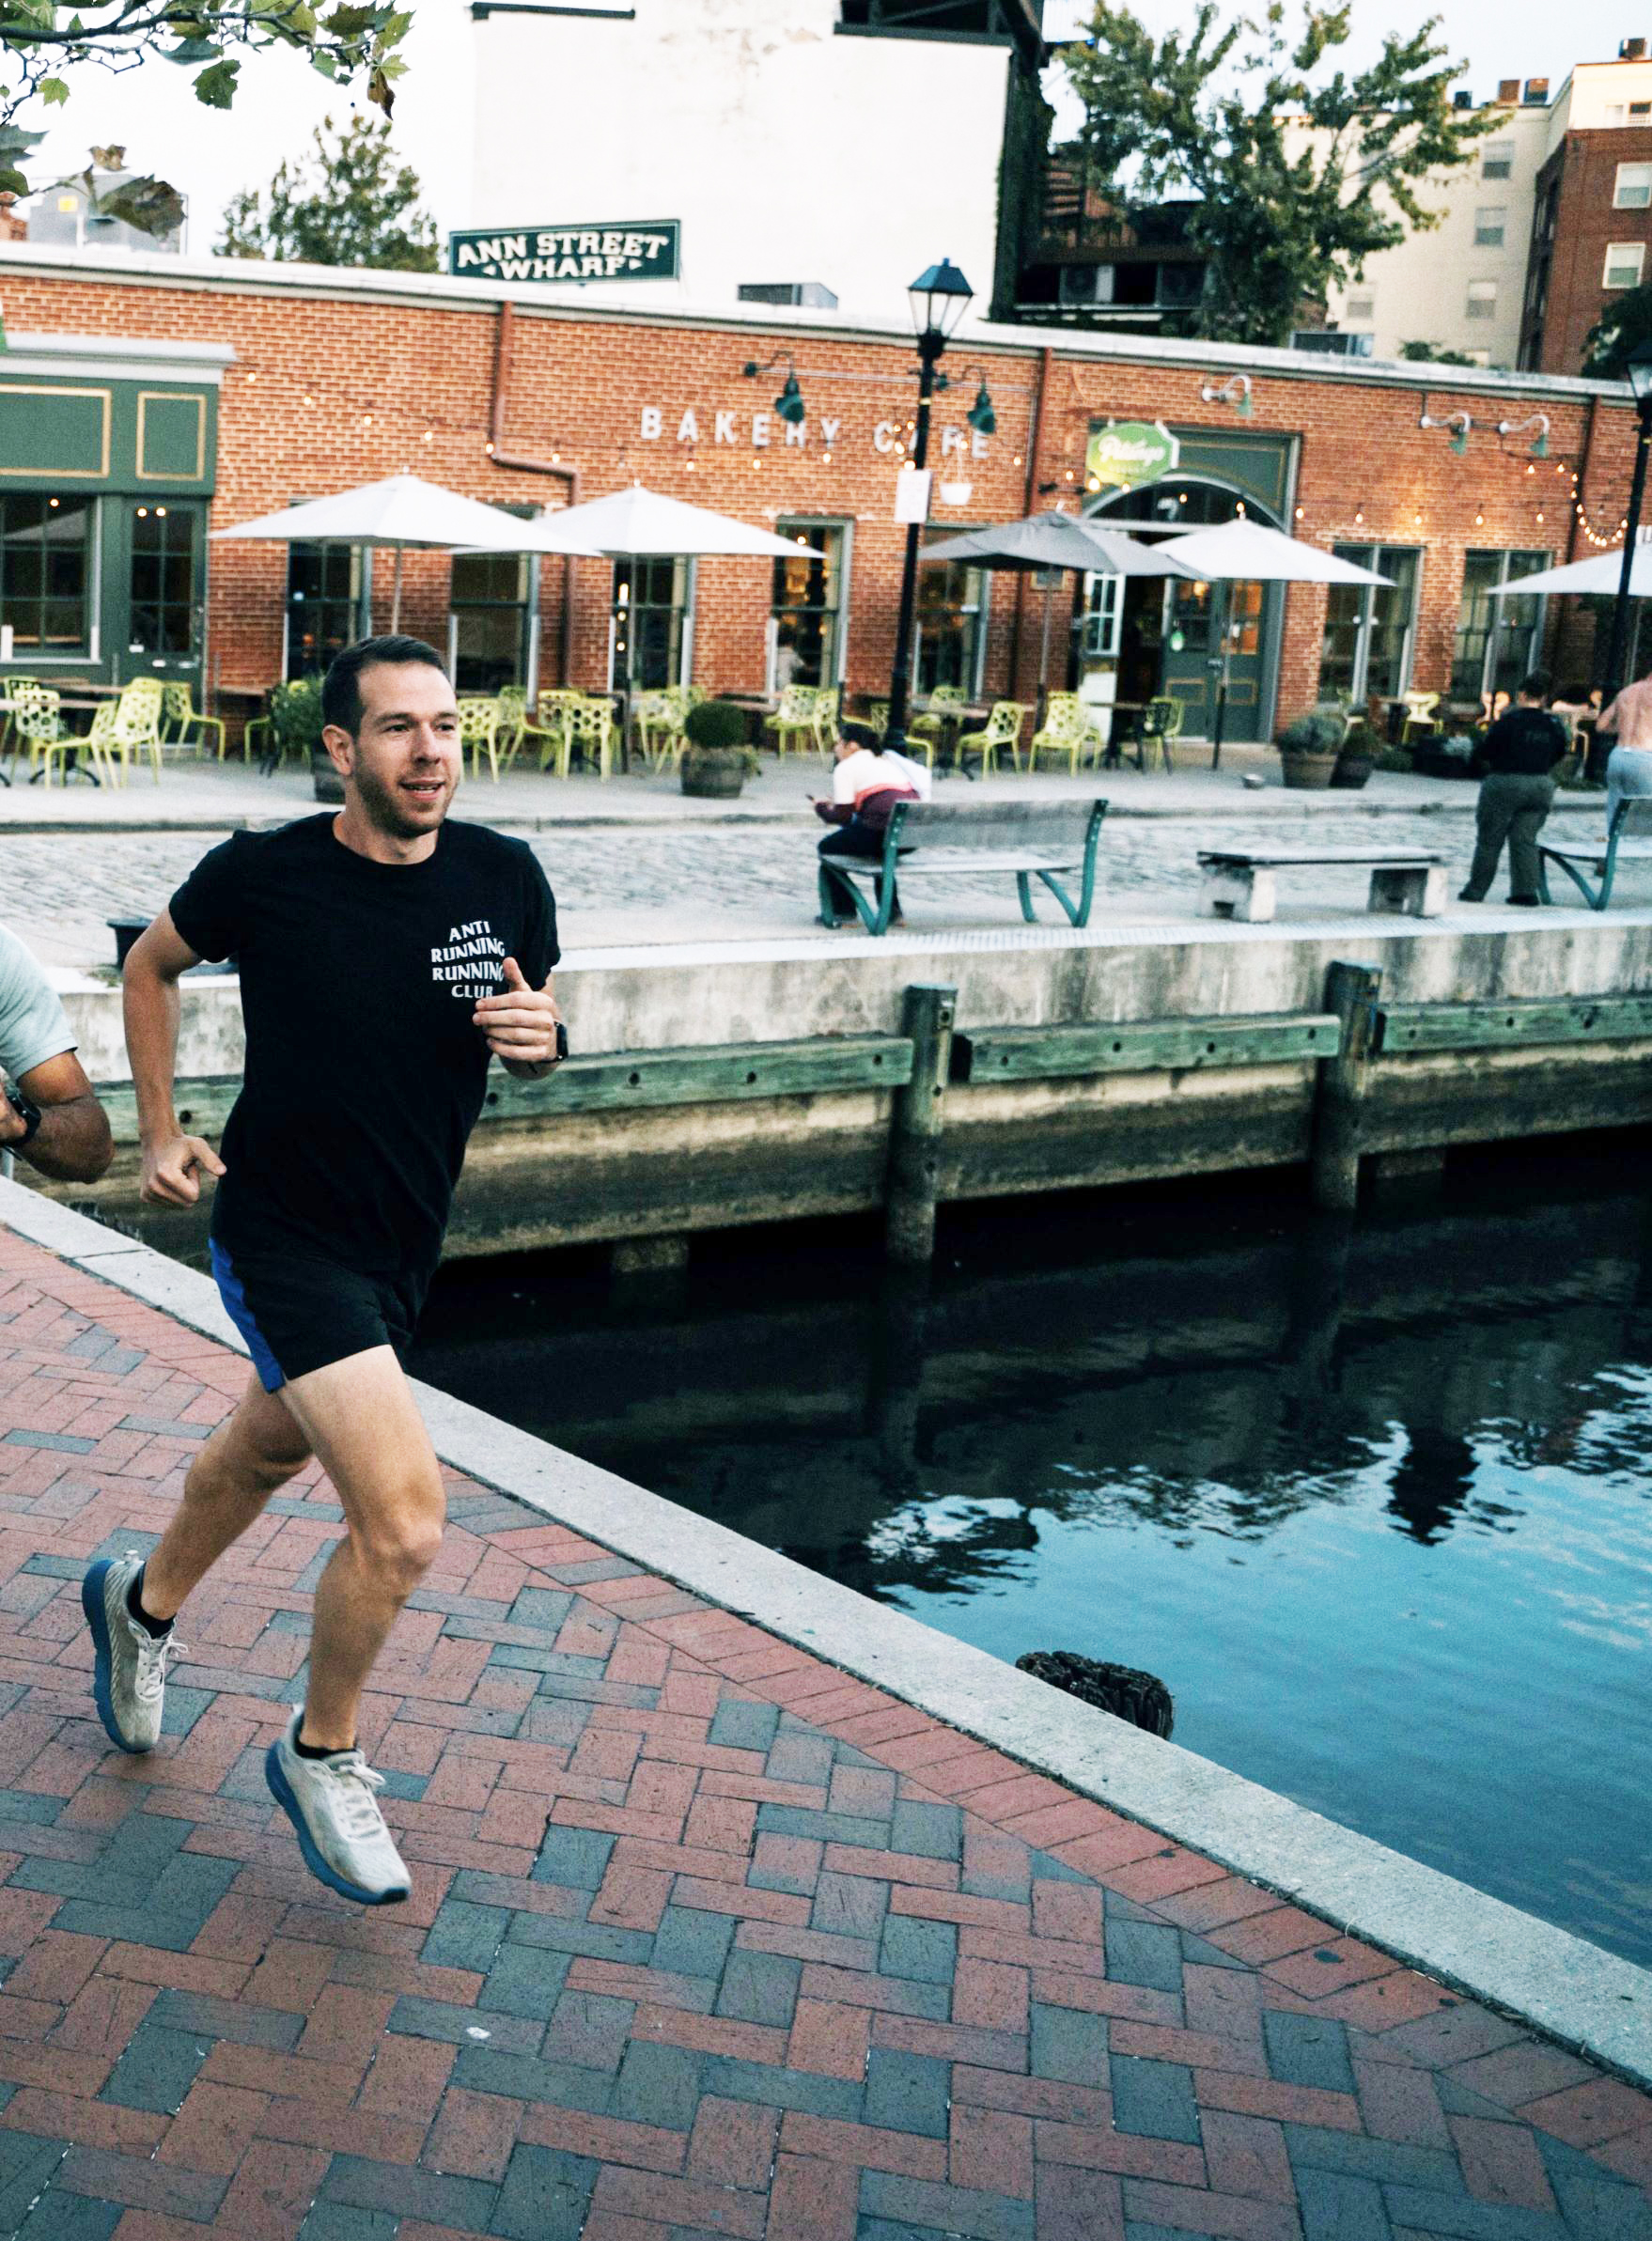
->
[415, 1171, 1652, 1968]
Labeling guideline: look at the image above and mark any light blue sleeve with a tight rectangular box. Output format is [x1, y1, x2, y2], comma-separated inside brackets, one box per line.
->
[0, 925, 75, 1084]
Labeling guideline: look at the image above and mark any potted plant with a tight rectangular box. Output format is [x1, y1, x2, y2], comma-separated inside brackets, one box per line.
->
[680, 698, 756, 798]
[1331, 717, 1378, 790]
[1276, 710, 1344, 789]
[268, 676, 334, 801]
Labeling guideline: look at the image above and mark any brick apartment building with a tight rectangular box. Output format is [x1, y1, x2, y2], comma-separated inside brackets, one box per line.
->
[0, 243, 1638, 745]
[1523, 120, 1652, 370]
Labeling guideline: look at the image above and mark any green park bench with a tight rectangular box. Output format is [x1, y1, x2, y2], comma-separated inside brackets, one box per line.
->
[818, 798, 1108, 938]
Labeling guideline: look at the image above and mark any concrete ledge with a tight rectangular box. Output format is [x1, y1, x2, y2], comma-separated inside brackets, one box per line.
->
[2, 1173, 1648, 2089]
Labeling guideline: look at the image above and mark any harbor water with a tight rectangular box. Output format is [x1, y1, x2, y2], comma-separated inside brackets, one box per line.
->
[414, 1142, 1652, 1970]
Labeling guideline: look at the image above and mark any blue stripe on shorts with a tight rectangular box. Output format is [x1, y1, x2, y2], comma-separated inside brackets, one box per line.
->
[210, 1237, 287, 1393]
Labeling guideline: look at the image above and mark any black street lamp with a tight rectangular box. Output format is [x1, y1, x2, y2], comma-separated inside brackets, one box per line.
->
[1600, 340, 1652, 770]
[883, 257, 974, 756]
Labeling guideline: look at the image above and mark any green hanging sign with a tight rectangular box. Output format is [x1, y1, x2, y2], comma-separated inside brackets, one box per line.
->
[1085, 420, 1180, 491]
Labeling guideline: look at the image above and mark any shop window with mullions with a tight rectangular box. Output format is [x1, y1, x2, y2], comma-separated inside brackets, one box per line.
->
[1317, 546, 1420, 705]
[915, 531, 988, 694]
[1452, 550, 1550, 707]
[0, 492, 92, 658]
[612, 555, 690, 690]
[451, 550, 537, 694]
[771, 521, 847, 690]
[130, 504, 196, 656]
[286, 540, 370, 680]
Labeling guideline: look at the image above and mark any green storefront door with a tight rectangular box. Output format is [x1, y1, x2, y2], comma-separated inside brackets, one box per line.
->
[111, 499, 208, 686]
[1157, 574, 1269, 739]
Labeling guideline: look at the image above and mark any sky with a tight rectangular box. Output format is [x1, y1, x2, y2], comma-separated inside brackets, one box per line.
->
[14, 0, 1648, 252]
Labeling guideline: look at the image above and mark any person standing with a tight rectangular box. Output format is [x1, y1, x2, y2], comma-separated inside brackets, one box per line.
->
[1457, 672, 1568, 906]
[1597, 661, 1652, 830]
[0, 925, 114, 1183]
[83, 635, 564, 1906]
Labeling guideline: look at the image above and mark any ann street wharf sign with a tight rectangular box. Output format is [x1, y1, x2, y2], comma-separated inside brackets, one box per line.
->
[1085, 419, 1180, 491]
[449, 220, 681, 285]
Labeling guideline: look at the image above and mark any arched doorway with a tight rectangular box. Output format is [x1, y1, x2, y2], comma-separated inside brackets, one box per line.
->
[1082, 478, 1282, 741]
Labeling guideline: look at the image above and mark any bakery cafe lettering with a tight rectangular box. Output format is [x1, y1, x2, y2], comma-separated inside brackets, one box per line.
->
[635, 405, 991, 462]
[450, 220, 680, 284]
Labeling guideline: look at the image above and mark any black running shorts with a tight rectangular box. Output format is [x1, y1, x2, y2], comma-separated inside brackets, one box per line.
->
[210, 1240, 429, 1393]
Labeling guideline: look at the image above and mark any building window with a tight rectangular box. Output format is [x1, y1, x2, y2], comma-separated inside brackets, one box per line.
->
[450, 551, 537, 694]
[130, 504, 195, 657]
[1474, 206, 1507, 246]
[1635, 101, 1652, 117]
[771, 521, 848, 691]
[1345, 292, 1375, 321]
[1452, 549, 1551, 705]
[1614, 162, 1652, 209]
[1465, 280, 1499, 319]
[612, 555, 690, 691]
[1317, 547, 1420, 706]
[1605, 241, 1646, 289]
[915, 531, 989, 695]
[1481, 141, 1513, 179]
[286, 540, 368, 679]
[0, 493, 92, 658]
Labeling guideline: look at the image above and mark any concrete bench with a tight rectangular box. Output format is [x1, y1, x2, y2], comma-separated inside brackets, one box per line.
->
[819, 798, 1108, 938]
[1538, 798, 1652, 910]
[1197, 847, 1447, 924]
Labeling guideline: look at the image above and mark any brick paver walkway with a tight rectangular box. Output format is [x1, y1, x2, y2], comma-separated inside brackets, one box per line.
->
[3, 1221, 1651, 2241]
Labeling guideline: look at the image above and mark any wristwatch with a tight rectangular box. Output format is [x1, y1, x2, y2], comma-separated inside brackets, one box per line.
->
[4, 1084, 41, 1145]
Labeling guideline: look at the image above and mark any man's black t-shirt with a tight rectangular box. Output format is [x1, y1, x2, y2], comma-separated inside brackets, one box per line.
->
[169, 816, 558, 1279]
[1482, 706, 1568, 776]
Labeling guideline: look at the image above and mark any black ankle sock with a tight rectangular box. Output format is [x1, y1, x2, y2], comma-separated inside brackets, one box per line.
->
[125, 1565, 172, 1641]
[294, 1732, 353, 1761]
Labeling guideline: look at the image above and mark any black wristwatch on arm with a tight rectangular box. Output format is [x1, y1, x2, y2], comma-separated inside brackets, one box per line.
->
[4, 1083, 41, 1145]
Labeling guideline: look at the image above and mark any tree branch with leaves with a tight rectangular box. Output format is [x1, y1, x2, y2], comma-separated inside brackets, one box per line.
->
[1059, 2, 1494, 348]
[0, 0, 411, 226]
[217, 109, 436, 270]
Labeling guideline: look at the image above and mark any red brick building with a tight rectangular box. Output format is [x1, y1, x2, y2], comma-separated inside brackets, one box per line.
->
[1521, 125, 1652, 373]
[0, 243, 1639, 742]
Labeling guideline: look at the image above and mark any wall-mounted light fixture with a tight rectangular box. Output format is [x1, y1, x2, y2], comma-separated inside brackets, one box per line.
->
[741, 352, 807, 427]
[1496, 412, 1551, 459]
[1200, 373, 1253, 417]
[1419, 409, 1473, 457]
[935, 365, 997, 435]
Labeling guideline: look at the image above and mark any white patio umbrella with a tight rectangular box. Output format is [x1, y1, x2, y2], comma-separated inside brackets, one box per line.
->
[211, 473, 604, 630]
[924, 511, 1199, 701]
[1160, 516, 1394, 765]
[515, 481, 823, 560]
[1499, 547, 1652, 597]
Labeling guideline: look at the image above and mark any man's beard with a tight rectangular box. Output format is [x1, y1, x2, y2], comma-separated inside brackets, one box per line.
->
[351, 757, 451, 838]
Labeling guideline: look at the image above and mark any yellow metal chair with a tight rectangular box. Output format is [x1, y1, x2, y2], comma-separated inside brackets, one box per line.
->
[764, 684, 820, 758]
[458, 694, 506, 782]
[865, 699, 890, 737]
[1026, 692, 1093, 775]
[909, 683, 969, 758]
[115, 678, 166, 783]
[160, 680, 226, 759]
[527, 689, 583, 774]
[633, 685, 690, 771]
[566, 695, 615, 780]
[85, 703, 125, 786]
[956, 700, 1027, 777]
[1401, 691, 1442, 745]
[0, 675, 39, 771]
[809, 685, 841, 758]
[11, 681, 73, 786]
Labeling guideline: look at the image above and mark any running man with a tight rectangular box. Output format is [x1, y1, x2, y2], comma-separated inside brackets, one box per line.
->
[82, 635, 563, 1905]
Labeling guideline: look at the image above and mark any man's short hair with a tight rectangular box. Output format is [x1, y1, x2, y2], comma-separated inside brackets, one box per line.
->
[839, 720, 882, 755]
[322, 635, 449, 737]
[1520, 670, 1553, 703]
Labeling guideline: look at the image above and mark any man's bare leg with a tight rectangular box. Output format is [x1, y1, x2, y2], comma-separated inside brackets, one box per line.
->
[273, 1346, 447, 1751]
[140, 1372, 315, 1622]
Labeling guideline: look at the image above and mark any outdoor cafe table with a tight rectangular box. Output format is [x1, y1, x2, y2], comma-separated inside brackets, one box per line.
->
[0, 694, 112, 786]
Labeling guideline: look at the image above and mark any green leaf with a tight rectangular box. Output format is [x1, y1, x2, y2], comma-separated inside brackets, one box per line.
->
[0, 167, 29, 195]
[366, 61, 393, 111]
[163, 36, 220, 59]
[309, 48, 335, 74]
[322, 2, 375, 31]
[0, 125, 47, 159]
[192, 55, 240, 104]
[97, 172, 186, 235]
[39, 75, 68, 101]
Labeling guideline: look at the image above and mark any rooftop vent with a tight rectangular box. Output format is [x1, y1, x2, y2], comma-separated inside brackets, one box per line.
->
[1454, 89, 1474, 109]
[1523, 76, 1550, 102]
[1498, 77, 1520, 103]
[1622, 36, 1648, 57]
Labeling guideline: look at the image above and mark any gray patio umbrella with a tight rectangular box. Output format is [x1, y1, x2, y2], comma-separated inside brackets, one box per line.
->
[923, 511, 1198, 699]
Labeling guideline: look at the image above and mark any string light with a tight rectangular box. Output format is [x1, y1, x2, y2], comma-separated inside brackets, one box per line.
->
[1295, 506, 1305, 521]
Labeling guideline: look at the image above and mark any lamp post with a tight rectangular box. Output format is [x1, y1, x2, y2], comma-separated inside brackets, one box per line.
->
[883, 258, 974, 757]
[1600, 340, 1652, 775]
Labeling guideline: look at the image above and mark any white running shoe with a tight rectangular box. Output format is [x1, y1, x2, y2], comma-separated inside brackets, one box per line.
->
[265, 1710, 411, 1906]
[81, 1552, 187, 1754]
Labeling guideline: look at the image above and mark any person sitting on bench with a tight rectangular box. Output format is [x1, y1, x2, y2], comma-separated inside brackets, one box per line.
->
[1458, 671, 1569, 907]
[812, 720, 930, 928]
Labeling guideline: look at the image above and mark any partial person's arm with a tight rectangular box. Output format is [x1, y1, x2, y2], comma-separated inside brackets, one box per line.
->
[1, 1050, 113, 1182]
[122, 910, 227, 1206]
[1597, 693, 1621, 737]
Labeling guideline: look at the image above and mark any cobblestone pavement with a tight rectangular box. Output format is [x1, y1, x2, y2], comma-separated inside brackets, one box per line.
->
[0, 806, 1536, 966]
[3, 1222, 1652, 2240]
